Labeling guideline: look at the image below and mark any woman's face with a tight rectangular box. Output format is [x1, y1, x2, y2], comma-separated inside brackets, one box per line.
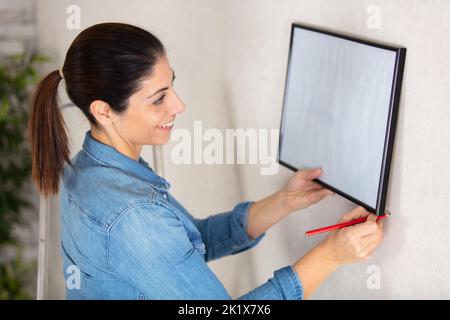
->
[110, 55, 185, 147]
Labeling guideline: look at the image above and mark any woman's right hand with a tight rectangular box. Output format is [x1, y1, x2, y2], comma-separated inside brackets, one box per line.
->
[292, 206, 385, 298]
[320, 206, 385, 266]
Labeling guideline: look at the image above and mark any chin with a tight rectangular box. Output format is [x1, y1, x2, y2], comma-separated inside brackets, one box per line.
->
[150, 136, 170, 145]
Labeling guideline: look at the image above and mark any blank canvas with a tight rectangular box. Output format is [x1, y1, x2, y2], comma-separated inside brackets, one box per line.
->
[278, 23, 406, 215]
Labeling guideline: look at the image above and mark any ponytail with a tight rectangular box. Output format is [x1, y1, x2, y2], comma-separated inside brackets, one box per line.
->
[28, 70, 71, 197]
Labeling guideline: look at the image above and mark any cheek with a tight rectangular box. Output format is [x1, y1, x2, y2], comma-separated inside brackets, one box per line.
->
[146, 107, 166, 129]
[143, 109, 167, 138]
[118, 107, 165, 143]
[131, 105, 164, 128]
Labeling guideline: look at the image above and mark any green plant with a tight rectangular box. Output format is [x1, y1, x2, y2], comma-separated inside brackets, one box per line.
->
[0, 51, 48, 299]
[0, 247, 36, 299]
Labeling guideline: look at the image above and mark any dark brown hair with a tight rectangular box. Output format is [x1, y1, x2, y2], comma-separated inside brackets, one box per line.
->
[28, 22, 166, 196]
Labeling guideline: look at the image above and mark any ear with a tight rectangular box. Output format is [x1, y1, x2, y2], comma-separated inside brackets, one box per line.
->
[89, 100, 114, 127]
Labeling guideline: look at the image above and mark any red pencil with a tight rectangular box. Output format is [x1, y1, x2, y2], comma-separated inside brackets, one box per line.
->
[305, 214, 389, 236]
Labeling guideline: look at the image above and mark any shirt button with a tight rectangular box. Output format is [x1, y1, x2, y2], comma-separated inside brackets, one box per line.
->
[163, 193, 167, 199]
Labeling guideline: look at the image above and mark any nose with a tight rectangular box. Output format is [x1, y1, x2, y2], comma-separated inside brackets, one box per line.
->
[170, 91, 186, 115]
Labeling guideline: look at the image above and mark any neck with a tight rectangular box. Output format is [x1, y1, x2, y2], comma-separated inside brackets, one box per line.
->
[90, 127, 142, 161]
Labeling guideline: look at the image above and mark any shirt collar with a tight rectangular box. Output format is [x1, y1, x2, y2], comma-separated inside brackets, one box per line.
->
[82, 130, 170, 192]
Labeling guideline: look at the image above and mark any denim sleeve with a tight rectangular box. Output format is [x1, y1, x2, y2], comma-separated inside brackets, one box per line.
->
[194, 201, 266, 262]
[107, 202, 304, 300]
[238, 265, 304, 300]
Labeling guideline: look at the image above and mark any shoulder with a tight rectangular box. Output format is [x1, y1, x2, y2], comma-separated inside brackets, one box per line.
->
[109, 200, 184, 239]
[61, 150, 160, 229]
[107, 200, 194, 266]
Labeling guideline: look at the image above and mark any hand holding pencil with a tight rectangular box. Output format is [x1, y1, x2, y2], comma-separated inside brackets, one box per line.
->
[306, 211, 389, 236]
[317, 206, 385, 265]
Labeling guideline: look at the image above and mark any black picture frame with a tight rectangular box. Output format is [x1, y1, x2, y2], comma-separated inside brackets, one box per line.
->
[277, 22, 407, 216]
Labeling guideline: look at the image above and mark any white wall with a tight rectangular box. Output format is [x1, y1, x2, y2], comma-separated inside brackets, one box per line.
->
[222, 0, 450, 299]
[36, 0, 450, 299]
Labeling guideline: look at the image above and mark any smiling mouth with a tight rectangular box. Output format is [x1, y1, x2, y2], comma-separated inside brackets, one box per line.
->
[157, 119, 175, 129]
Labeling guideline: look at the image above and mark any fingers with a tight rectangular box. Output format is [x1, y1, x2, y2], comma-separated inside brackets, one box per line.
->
[376, 216, 384, 232]
[350, 214, 380, 238]
[304, 182, 333, 194]
[350, 224, 377, 239]
[332, 211, 385, 263]
[369, 214, 384, 234]
[352, 215, 384, 259]
[360, 221, 384, 246]
[304, 187, 334, 204]
[301, 181, 323, 192]
[296, 167, 323, 181]
[360, 230, 384, 259]
[339, 206, 371, 223]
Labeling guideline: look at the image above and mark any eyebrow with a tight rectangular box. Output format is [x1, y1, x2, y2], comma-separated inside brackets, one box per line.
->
[147, 69, 176, 99]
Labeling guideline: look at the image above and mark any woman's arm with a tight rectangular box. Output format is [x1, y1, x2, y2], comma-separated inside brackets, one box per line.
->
[165, 192, 266, 262]
[293, 207, 384, 299]
[108, 201, 383, 299]
[163, 168, 331, 261]
[247, 168, 334, 239]
[108, 201, 304, 299]
[246, 191, 290, 239]
[246, 169, 385, 299]
[291, 241, 340, 299]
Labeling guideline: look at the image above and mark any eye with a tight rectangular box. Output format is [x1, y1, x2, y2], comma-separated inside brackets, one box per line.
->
[154, 94, 166, 105]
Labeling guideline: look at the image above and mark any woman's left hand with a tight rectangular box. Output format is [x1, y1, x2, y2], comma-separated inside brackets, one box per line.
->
[280, 167, 335, 213]
[246, 167, 336, 239]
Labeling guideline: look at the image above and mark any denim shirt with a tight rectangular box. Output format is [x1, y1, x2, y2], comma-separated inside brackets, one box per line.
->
[59, 130, 304, 300]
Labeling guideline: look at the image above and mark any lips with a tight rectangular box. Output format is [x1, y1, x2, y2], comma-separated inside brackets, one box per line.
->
[157, 119, 175, 130]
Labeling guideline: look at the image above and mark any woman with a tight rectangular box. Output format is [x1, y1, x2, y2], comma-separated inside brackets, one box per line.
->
[28, 23, 384, 300]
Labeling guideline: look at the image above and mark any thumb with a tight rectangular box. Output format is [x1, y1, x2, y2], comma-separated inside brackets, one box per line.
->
[339, 206, 370, 223]
[297, 167, 323, 181]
